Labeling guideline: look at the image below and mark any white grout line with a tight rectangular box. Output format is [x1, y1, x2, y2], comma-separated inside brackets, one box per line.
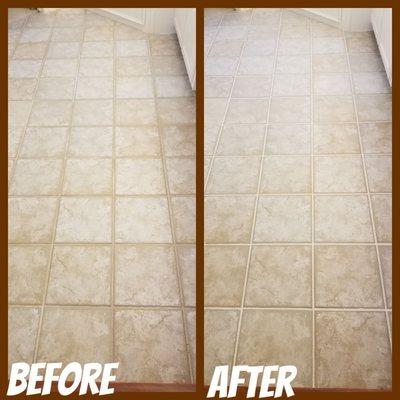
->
[342, 28, 392, 349]
[231, 8, 283, 369]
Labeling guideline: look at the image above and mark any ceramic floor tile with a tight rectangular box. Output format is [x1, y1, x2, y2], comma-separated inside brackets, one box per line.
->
[273, 74, 310, 96]
[116, 40, 148, 57]
[315, 311, 391, 389]
[226, 99, 269, 123]
[149, 38, 181, 57]
[114, 309, 189, 383]
[205, 245, 248, 306]
[177, 246, 196, 307]
[163, 125, 196, 157]
[359, 123, 392, 154]
[84, 25, 114, 41]
[207, 157, 261, 194]
[379, 245, 392, 308]
[314, 123, 360, 154]
[81, 41, 113, 58]
[47, 42, 80, 59]
[314, 96, 356, 123]
[205, 56, 239, 76]
[238, 55, 275, 75]
[345, 31, 379, 54]
[152, 55, 187, 76]
[9, 245, 50, 304]
[37, 307, 112, 364]
[355, 95, 392, 122]
[352, 72, 391, 95]
[313, 73, 352, 95]
[158, 98, 196, 125]
[79, 58, 113, 77]
[42, 59, 78, 78]
[171, 196, 196, 243]
[116, 99, 157, 125]
[115, 197, 172, 243]
[205, 76, 233, 98]
[260, 156, 311, 193]
[278, 38, 309, 55]
[116, 57, 151, 76]
[185, 309, 196, 378]
[245, 245, 312, 307]
[47, 245, 111, 305]
[371, 194, 392, 243]
[68, 127, 113, 157]
[166, 158, 196, 194]
[312, 54, 349, 73]
[237, 310, 312, 387]
[13, 42, 47, 59]
[56, 197, 112, 243]
[312, 37, 345, 54]
[314, 155, 366, 193]
[72, 100, 113, 126]
[76, 76, 113, 99]
[265, 124, 311, 154]
[254, 195, 312, 242]
[349, 53, 385, 73]
[36, 77, 75, 100]
[9, 78, 37, 100]
[155, 76, 193, 98]
[205, 310, 239, 384]
[19, 27, 51, 43]
[8, 126, 24, 157]
[315, 195, 374, 242]
[276, 54, 310, 73]
[365, 155, 392, 193]
[51, 27, 83, 42]
[205, 196, 255, 243]
[315, 245, 383, 307]
[269, 96, 311, 123]
[205, 98, 227, 126]
[116, 77, 154, 99]
[115, 245, 180, 306]
[232, 76, 272, 98]
[9, 101, 32, 127]
[209, 40, 243, 57]
[116, 126, 161, 157]
[29, 100, 73, 126]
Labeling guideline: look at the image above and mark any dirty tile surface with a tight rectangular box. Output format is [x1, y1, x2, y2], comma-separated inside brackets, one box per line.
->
[8, 8, 195, 384]
[205, 8, 391, 389]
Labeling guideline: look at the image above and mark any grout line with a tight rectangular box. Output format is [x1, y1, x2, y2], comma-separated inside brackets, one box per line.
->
[205, 306, 390, 312]
[203, 242, 393, 246]
[231, 8, 283, 369]
[342, 28, 392, 349]
[147, 40, 195, 384]
[32, 10, 86, 362]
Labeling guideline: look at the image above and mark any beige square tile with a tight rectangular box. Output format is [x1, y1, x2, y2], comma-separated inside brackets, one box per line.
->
[278, 38, 309, 55]
[217, 124, 265, 156]
[205, 309, 239, 384]
[266, 124, 310, 154]
[152, 55, 186, 76]
[226, 99, 269, 123]
[276, 54, 310, 74]
[37, 308, 112, 364]
[177, 245, 196, 307]
[8, 307, 40, 370]
[312, 37, 345, 54]
[205, 98, 227, 126]
[8, 159, 14, 181]
[205, 245, 248, 306]
[115, 245, 180, 306]
[114, 309, 189, 383]
[232, 76, 272, 98]
[10, 159, 63, 195]
[116, 57, 151, 76]
[47, 42, 80, 59]
[116, 126, 161, 157]
[185, 309, 196, 378]
[314, 155, 366, 193]
[116, 158, 165, 195]
[171, 196, 195, 243]
[237, 310, 312, 387]
[72, 100, 113, 126]
[315, 311, 391, 389]
[205, 196, 255, 243]
[365, 155, 392, 193]
[9, 245, 50, 304]
[115, 197, 172, 243]
[371, 194, 392, 243]
[86, 13, 114, 27]
[29, 100, 72, 126]
[222, 11, 251, 26]
[205, 76, 233, 98]
[36, 77, 75, 100]
[51, 27, 83, 42]
[315, 245, 383, 307]
[13, 42, 47, 59]
[359, 123, 392, 154]
[353, 72, 391, 95]
[79, 58, 113, 77]
[81, 41, 113, 58]
[355, 95, 392, 122]
[204, 124, 220, 155]
[9, 197, 57, 243]
[84, 25, 113, 41]
[261, 156, 311, 193]
[158, 98, 196, 125]
[166, 158, 195, 194]
[216, 26, 247, 42]
[254, 195, 311, 242]
[312, 54, 349, 73]
[313, 73, 352, 95]
[314, 123, 360, 154]
[56, 197, 112, 243]
[155, 76, 193, 98]
[41, 59, 77, 78]
[8, 127, 24, 157]
[162, 125, 196, 157]
[379, 245, 392, 308]
[115, 23, 147, 40]
[247, 23, 279, 39]
[69, 127, 112, 157]
[345, 31, 379, 54]
[76, 76, 113, 99]
[246, 245, 311, 307]
[116, 99, 157, 125]
[244, 39, 277, 56]
[269, 96, 311, 123]
[315, 195, 374, 242]
[9, 78, 37, 100]
[47, 245, 111, 305]
[273, 74, 310, 96]
[207, 157, 261, 194]
[116, 40, 148, 57]
[281, 23, 310, 39]
[238, 55, 275, 75]
[116, 76, 154, 99]
[26, 13, 55, 28]
[205, 56, 239, 76]
[314, 96, 356, 123]
[55, 14, 85, 28]
[349, 53, 385, 73]
[63, 158, 112, 195]
[9, 101, 32, 128]
[20, 27, 51, 43]
[312, 21, 342, 37]
[209, 40, 243, 57]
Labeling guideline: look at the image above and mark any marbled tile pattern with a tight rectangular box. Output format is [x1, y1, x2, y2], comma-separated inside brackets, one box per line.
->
[8, 8, 195, 384]
[205, 8, 391, 389]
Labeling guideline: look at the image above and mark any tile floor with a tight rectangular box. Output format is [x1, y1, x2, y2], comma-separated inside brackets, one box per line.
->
[204, 8, 392, 389]
[8, 8, 196, 384]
